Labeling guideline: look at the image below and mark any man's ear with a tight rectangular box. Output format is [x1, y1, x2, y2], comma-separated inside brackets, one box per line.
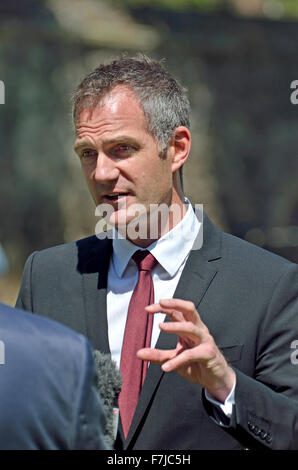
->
[169, 126, 191, 174]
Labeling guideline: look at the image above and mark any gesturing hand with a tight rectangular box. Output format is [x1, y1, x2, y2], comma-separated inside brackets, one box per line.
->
[137, 298, 236, 403]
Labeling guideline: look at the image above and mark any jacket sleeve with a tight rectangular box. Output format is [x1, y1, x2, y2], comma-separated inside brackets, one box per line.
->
[205, 262, 298, 450]
[15, 252, 37, 312]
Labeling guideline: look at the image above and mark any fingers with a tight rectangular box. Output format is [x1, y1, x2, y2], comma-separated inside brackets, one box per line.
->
[159, 321, 206, 347]
[139, 298, 234, 399]
[146, 298, 206, 328]
[140, 299, 210, 361]
[145, 302, 184, 322]
[137, 341, 217, 374]
[137, 346, 182, 364]
[137, 320, 209, 365]
[159, 320, 203, 336]
[161, 343, 217, 373]
[157, 322, 215, 371]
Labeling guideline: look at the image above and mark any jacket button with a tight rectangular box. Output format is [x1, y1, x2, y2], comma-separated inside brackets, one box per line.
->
[265, 434, 272, 444]
[248, 421, 254, 431]
[253, 425, 261, 435]
[260, 430, 267, 439]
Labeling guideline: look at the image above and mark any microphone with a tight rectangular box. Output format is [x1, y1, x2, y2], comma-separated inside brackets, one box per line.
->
[93, 350, 122, 447]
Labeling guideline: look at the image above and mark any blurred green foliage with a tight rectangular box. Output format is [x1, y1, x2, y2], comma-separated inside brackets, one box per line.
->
[110, 0, 298, 18]
[283, 0, 298, 17]
[110, 0, 219, 13]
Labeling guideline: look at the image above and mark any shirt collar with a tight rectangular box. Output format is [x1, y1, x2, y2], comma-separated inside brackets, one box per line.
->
[112, 199, 201, 278]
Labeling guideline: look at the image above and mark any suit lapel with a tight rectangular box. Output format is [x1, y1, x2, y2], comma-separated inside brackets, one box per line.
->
[77, 235, 113, 353]
[124, 213, 222, 448]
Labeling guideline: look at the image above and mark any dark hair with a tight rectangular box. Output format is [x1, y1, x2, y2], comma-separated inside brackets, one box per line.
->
[72, 54, 190, 154]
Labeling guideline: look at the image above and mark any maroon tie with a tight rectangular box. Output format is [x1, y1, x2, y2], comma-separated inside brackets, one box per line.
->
[118, 250, 157, 438]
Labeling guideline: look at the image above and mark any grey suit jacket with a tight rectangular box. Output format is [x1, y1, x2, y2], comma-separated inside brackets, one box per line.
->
[0, 302, 108, 450]
[16, 213, 298, 449]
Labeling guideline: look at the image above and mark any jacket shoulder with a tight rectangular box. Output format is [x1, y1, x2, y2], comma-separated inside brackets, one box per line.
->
[222, 230, 291, 267]
[26, 234, 109, 272]
[33, 234, 100, 258]
[220, 230, 295, 287]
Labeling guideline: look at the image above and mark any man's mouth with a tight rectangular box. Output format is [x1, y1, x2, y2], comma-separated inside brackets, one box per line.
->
[103, 193, 130, 203]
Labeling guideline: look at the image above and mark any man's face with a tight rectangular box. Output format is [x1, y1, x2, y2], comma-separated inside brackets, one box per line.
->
[74, 86, 176, 233]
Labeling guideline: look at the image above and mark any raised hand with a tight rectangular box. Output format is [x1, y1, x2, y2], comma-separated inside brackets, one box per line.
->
[137, 298, 236, 403]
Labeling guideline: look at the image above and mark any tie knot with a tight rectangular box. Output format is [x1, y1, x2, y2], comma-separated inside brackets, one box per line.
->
[132, 250, 157, 272]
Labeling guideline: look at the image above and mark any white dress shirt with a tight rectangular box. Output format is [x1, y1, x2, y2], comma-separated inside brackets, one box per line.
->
[107, 200, 234, 418]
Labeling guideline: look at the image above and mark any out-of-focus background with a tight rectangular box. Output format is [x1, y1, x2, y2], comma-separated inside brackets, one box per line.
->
[1, 0, 298, 306]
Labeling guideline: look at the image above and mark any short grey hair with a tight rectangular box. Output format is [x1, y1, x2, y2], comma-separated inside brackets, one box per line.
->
[72, 54, 191, 154]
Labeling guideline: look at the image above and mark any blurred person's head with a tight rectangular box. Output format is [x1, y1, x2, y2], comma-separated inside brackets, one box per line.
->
[73, 55, 192, 245]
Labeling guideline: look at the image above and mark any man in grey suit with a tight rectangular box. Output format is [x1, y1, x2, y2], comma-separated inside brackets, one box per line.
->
[16, 55, 298, 450]
[0, 302, 108, 450]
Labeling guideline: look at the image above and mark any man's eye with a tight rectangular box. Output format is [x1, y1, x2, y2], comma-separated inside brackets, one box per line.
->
[81, 150, 97, 159]
[112, 145, 135, 155]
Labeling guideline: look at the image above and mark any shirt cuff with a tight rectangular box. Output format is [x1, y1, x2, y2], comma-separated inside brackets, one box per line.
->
[204, 382, 236, 419]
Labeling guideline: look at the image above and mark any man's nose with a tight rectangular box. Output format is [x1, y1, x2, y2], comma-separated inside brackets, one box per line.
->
[94, 153, 120, 182]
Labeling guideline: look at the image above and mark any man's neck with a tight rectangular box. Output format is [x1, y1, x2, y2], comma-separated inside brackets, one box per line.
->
[118, 197, 189, 248]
